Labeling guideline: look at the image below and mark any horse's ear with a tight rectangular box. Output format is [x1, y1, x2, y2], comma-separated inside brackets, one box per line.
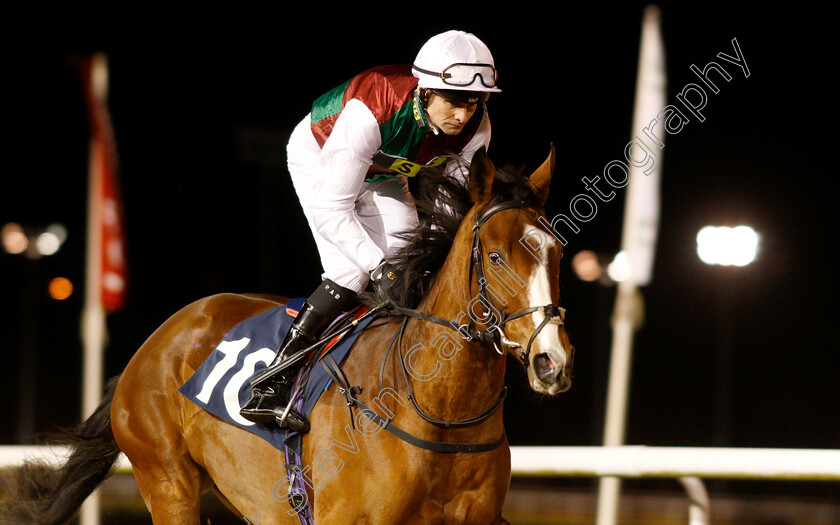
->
[529, 143, 555, 205]
[468, 146, 496, 203]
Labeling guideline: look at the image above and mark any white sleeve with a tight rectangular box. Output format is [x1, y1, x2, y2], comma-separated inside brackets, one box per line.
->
[444, 108, 492, 187]
[307, 99, 385, 273]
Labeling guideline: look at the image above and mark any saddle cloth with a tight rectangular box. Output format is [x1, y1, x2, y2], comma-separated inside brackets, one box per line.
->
[177, 297, 376, 451]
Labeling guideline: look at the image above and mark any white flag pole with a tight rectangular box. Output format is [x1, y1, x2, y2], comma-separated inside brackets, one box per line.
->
[80, 53, 111, 525]
[596, 6, 666, 525]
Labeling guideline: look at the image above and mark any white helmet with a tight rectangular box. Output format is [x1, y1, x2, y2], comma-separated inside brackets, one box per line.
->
[412, 30, 501, 100]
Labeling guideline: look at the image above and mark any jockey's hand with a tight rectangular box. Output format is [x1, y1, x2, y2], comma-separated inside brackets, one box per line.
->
[370, 261, 400, 306]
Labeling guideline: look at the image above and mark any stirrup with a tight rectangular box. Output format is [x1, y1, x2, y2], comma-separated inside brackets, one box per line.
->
[239, 382, 310, 434]
[277, 406, 311, 434]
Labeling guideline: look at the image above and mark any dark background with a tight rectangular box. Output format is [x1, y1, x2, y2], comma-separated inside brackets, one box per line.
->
[2, 3, 836, 503]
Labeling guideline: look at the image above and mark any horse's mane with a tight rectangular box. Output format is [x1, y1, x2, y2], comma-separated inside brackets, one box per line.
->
[361, 156, 539, 312]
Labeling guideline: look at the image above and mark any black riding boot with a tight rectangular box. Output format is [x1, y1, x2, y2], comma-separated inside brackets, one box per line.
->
[240, 279, 355, 430]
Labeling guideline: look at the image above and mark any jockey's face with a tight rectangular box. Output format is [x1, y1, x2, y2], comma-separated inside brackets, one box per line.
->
[425, 93, 478, 135]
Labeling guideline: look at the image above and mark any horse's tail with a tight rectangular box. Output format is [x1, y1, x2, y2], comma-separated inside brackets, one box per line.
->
[0, 375, 122, 525]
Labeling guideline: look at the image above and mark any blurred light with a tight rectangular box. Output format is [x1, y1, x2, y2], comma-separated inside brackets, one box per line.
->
[607, 250, 632, 282]
[572, 250, 602, 282]
[3, 222, 68, 257]
[36, 231, 61, 255]
[2, 223, 29, 254]
[46, 223, 68, 244]
[38, 223, 67, 256]
[697, 225, 759, 266]
[48, 277, 74, 300]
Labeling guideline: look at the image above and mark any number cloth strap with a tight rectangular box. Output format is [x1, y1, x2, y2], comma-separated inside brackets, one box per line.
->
[371, 151, 449, 177]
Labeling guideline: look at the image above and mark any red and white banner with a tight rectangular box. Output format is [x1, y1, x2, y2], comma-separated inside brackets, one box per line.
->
[81, 54, 126, 313]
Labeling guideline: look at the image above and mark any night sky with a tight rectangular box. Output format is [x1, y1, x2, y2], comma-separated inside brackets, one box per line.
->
[2, 4, 836, 499]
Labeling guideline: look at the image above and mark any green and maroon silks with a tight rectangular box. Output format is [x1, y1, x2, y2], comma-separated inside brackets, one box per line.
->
[309, 64, 483, 182]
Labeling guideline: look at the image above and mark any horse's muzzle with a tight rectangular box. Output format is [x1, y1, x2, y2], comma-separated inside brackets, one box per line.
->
[532, 352, 572, 394]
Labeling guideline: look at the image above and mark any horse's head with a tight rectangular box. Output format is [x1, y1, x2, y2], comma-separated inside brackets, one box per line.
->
[384, 146, 574, 396]
[465, 146, 574, 395]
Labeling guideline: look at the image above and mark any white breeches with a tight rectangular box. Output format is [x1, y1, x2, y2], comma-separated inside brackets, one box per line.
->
[286, 115, 419, 293]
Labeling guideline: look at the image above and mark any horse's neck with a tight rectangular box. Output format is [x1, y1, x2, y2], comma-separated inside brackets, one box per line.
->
[402, 231, 506, 418]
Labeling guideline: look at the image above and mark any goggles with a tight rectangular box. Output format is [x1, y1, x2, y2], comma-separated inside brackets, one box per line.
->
[413, 62, 498, 89]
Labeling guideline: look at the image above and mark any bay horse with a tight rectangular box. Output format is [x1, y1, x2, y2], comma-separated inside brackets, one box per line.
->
[1, 146, 573, 524]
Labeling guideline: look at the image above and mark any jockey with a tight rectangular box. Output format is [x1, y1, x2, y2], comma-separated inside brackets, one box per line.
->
[240, 30, 501, 428]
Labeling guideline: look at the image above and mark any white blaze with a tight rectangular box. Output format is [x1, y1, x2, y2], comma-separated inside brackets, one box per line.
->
[522, 224, 568, 368]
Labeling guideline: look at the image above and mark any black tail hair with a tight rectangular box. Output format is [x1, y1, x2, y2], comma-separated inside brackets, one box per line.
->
[0, 375, 122, 525]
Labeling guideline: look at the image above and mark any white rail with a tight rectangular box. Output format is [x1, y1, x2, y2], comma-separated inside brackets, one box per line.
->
[2, 445, 838, 525]
[509, 446, 840, 480]
[508, 445, 840, 525]
[5, 445, 839, 480]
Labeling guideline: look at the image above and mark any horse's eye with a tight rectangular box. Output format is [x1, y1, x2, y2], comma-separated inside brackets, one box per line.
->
[488, 251, 503, 265]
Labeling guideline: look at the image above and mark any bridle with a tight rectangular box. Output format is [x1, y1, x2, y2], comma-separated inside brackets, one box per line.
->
[385, 196, 566, 430]
[468, 197, 567, 364]
[392, 196, 566, 365]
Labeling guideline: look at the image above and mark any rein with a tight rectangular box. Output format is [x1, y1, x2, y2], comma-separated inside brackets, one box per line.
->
[381, 316, 508, 429]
